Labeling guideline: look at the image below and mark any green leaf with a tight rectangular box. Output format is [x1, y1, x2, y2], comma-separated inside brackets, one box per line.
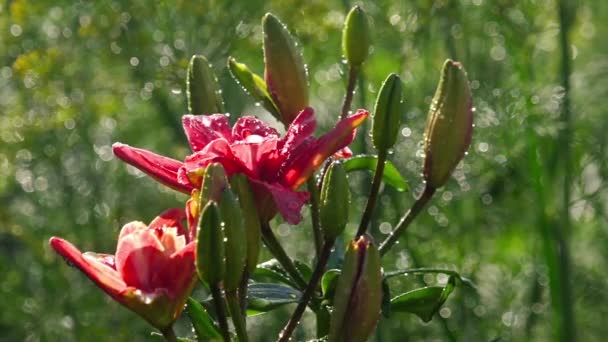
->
[186, 297, 222, 341]
[384, 267, 477, 289]
[321, 269, 341, 300]
[294, 260, 313, 282]
[343, 155, 408, 191]
[252, 259, 299, 289]
[246, 283, 302, 316]
[227, 57, 282, 121]
[390, 276, 456, 322]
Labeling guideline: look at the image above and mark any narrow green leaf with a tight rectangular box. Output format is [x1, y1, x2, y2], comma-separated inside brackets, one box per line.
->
[321, 269, 341, 299]
[384, 267, 477, 289]
[186, 297, 222, 341]
[246, 283, 302, 316]
[343, 155, 408, 191]
[294, 260, 313, 282]
[227, 57, 282, 121]
[390, 276, 456, 322]
[252, 259, 298, 288]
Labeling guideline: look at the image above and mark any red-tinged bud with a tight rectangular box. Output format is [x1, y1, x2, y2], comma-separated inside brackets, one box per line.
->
[263, 13, 309, 126]
[329, 235, 383, 342]
[342, 6, 371, 68]
[423, 60, 473, 189]
[320, 161, 350, 239]
[230, 174, 262, 274]
[196, 202, 225, 286]
[187, 55, 224, 115]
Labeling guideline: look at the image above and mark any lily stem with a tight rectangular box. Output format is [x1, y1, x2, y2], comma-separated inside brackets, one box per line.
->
[227, 290, 249, 342]
[379, 186, 436, 256]
[340, 65, 360, 120]
[355, 150, 388, 238]
[307, 178, 323, 257]
[160, 326, 178, 342]
[261, 221, 308, 290]
[210, 284, 231, 342]
[278, 239, 334, 342]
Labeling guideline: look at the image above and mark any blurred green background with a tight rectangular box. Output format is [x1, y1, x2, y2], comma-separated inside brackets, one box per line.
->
[1, 0, 606, 341]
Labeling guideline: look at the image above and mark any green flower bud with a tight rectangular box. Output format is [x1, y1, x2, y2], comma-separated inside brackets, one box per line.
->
[342, 6, 371, 67]
[230, 174, 262, 274]
[200, 162, 229, 204]
[263, 13, 309, 125]
[423, 60, 473, 189]
[196, 202, 225, 286]
[187, 55, 225, 115]
[372, 73, 403, 154]
[219, 187, 247, 292]
[329, 235, 383, 342]
[228, 57, 282, 121]
[320, 162, 350, 239]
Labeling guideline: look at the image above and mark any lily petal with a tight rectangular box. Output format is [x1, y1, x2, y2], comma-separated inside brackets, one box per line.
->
[232, 116, 280, 140]
[112, 143, 192, 194]
[182, 114, 232, 152]
[250, 179, 310, 224]
[49, 237, 128, 302]
[148, 208, 188, 238]
[282, 109, 369, 189]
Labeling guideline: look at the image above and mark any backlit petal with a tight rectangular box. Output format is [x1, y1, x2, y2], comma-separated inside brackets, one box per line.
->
[182, 114, 233, 152]
[232, 116, 280, 141]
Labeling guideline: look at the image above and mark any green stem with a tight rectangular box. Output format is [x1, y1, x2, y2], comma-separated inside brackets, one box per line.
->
[227, 290, 249, 342]
[340, 65, 360, 120]
[261, 221, 308, 290]
[379, 186, 436, 256]
[356, 150, 388, 237]
[160, 326, 178, 342]
[210, 284, 231, 342]
[307, 178, 323, 257]
[278, 240, 334, 342]
[239, 269, 249, 314]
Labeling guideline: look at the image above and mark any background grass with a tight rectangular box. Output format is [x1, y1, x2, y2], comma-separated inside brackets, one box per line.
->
[1, 0, 607, 340]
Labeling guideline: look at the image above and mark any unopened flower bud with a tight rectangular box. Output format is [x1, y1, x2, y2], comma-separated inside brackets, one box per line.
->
[372, 73, 403, 154]
[218, 187, 247, 292]
[320, 162, 350, 239]
[329, 235, 383, 342]
[263, 13, 309, 125]
[342, 6, 371, 68]
[230, 174, 262, 274]
[196, 202, 225, 286]
[187, 55, 225, 115]
[423, 60, 473, 189]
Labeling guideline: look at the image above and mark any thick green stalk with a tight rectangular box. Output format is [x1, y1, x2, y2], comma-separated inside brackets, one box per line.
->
[379, 186, 436, 256]
[210, 284, 231, 342]
[227, 290, 249, 342]
[356, 150, 388, 238]
[278, 240, 334, 342]
[160, 326, 178, 342]
[261, 221, 308, 290]
[340, 66, 359, 119]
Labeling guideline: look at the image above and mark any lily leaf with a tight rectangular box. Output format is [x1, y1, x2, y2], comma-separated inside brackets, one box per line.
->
[343, 155, 408, 191]
[294, 260, 313, 282]
[252, 259, 299, 289]
[247, 282, 302, 316]
[186, 297, 222, 341]
[384, 267, 477, 290]
[321, 269, 341, 299]
[390, 276, 456, 322]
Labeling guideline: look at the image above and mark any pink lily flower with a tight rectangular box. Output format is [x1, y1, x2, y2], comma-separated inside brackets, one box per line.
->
[113, 107, 368, 224]
[49, 209, 196, 330]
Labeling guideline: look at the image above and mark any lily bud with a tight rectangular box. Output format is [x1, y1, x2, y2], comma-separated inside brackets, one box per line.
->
[329, 235, 383, 342]
[230, 174, 262, 274]
[423, 60, 473, 189]
[196, 202, 225, 286]
[187, 55, 225, 115]
[320, 161, 350, 239]
[372, 73, 403, 154]
[218, 188, 247, 292]
[342, 6, 371, 68]
[263, 13, 309, 125]
[200, 162, 229, 203]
